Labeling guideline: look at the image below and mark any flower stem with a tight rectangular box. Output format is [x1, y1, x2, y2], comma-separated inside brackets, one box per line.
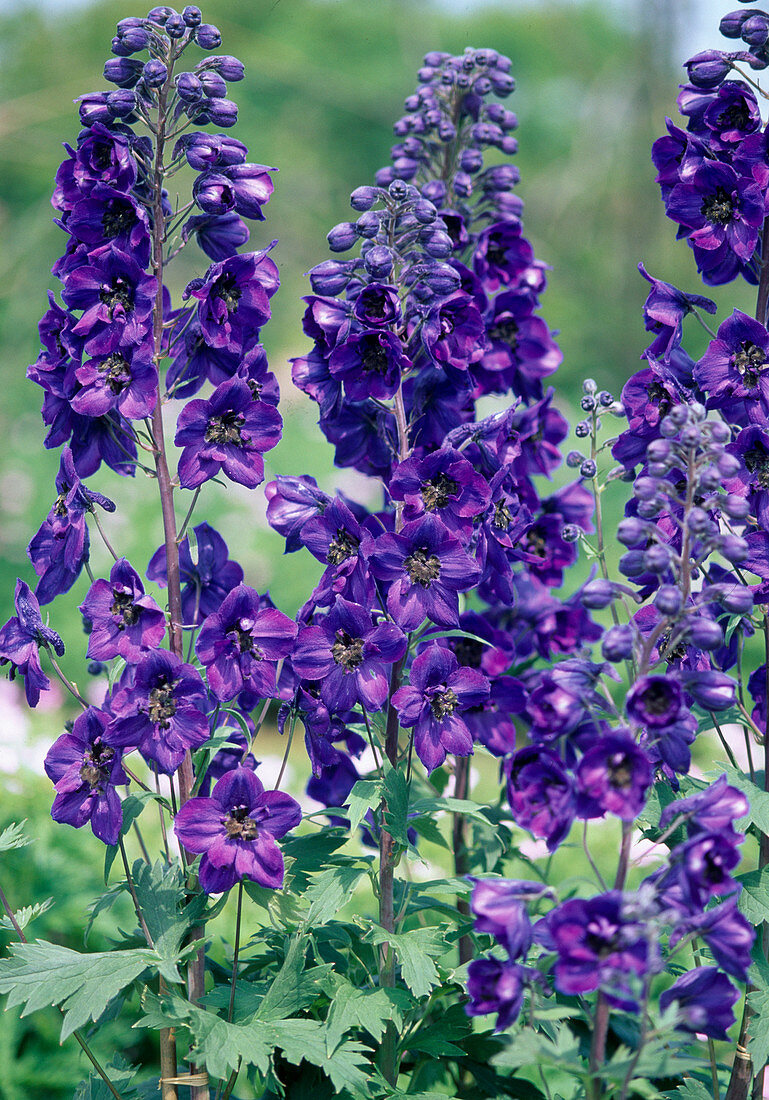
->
[452, 755, 472, 965]
[226, 882, 243, 1024]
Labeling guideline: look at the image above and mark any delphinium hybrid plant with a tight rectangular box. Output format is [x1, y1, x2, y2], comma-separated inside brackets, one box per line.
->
[6, 4, 769, 1100]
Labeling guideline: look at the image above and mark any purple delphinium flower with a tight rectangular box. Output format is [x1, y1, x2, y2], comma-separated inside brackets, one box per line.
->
[392, 643, 489, 772]
[147, 521, 244, 627]
[265, 474, 333, 553]
[659, 967, 739, 1040]
[638, 263, 717, 362]
[419, 291, 486, 372]
[576, 734, 653, 821]
[726, 425, 769, 526]
[292, 597, 407, 712]
[0, 579, 65, 706]
[469, 878, 542, 957]
[388, 447, 491, 534]
[175, 376, 282, 490]
[658, 773, 749, 836]
[71, 341, 158, 420]
[328, 330, 410, 401]
[182, 211, 250, 263]
[694, 309, 769, 419]
[107, 649, 210, 775]
[670, 898, 753, 982]
[183, 247, 279, 351]
[626, 674, 684, 728]
[664, 162, 765, 284]
[466, 957, 526, 1031]
[63, 247, 157, 355]
[195, 583, 298, 701]
[537, 892, 648, 1010]
[174, 766, 301, 893]
[28, 445, 115, 605]
[44, 707, 127, 845]
[80, 558, 166, 661]
[504, 746, 576, 851]
[370, 514, 481, 630]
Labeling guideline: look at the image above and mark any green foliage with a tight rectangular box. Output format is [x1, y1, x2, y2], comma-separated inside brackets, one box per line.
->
[0, 940, 154, 1041]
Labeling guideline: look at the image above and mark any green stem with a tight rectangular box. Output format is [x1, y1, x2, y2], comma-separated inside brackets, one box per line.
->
[226, 883, 244, 1024]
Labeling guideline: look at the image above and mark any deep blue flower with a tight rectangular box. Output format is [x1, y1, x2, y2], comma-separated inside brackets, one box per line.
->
[183, 247, 279, 351]
[80, 558, 166, 661]
[504, 746, 575, 852]
[108, 649, 210, 774]
[392, 642, 488, 772]
[660, 967, 739, 1040]
[0, 579, 64, 706]
[174, 766, 301, 893]
[44, 707, 127, 845]
[147, 521, 244, 627]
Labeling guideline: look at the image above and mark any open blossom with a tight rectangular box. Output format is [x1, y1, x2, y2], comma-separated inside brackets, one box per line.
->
[183, 247, 279, 351]
[147, 521, 244, 627]
[292, 597, 407, 713]
[80, 558, 166, 661]
[107, 650, 210, 775]
[175, 376, 282, 490]
[370, 514, 481, 630]
[44, 707, 127, 845]
[392, 643, 489, 772]
[660, 967, 739, 1040]
[174, 766, 301, 893]
[195, 583, 298, 701]
[0, 579, 64, 706]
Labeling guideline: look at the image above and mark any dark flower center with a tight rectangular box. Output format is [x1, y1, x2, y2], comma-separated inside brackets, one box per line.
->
[640, 681, 676, 716]
[331, 629, 365, 671]
[404, 547, 441, 587]
[148, 678, 177, 727]
[205, 411, 245, 446]
[54, 491, 68, 517]
[658, 627, 687, 663]
[361, 290, 388, 319]
[609, 757, 633, 790]
[214, 274, 241, 315]
[440, 313, 455, 337]
[234, 620, 263, 657]
[111, 589, 140, 627]
[646, 380, 672, 416]
[79, 740, 114, 788]
[99, 352, 132, 394]
[420, 473, 458, 511]
[701, 186, 734, 227]
[327, 528, 359, 565]
[717, 102, 750, 131]
[223, 802, 259, 840]
[493, 501, 513, 530]
[485, 237, 506, 266]
[585, 916, 620, 957]
[102, 198, 136, 238]
[92, 142, 112, 170]
[453, 637, 484, 667]
[360, 337, 390, 374]
[99, 277, 134, 318]
[732, 341, 767, 388]
[525, 529, 547, 558]
[430, 686, 459, 718]
[744, 442, 769, 487]
[490, 319, 518, 348]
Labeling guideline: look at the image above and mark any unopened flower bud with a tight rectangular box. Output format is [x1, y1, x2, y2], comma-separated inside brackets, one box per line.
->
[327, 222, 358, 252]
[581, 579, 616, 609]
[655, 585, 682, 616]
[602, 625, 635, 662]
[196, 23, 222, 48]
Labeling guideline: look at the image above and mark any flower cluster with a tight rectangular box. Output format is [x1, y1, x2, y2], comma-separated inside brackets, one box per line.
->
[269, 48, 597, 821]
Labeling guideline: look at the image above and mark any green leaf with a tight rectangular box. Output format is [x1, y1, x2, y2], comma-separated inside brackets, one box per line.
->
[748, 987, 769, 1069]
[409, 795, 492, 823]
[73, 1054, 140, 1100]
[270, 1018, 373, 1098]
[716, 765, 769, 835]
[347, 779, 382, 835]
[366, 926, 448, 998]
[255, 936, 332, 1022]
[324, 982, 408, 1053]
[737, 867, 769, 924]
[407, 815, 450, 850]
[130, 859, 193, 982]
[382, 765, 410, 846]
[0, 940, 153, 1041]
[0, 897, 53, 933]
[0, 821, 32, 852]
[303, 864, 368, 927]
[667, 1081, 716, 1100]
[635, 780, 678, 841]
[491, 1025, 582, 1070]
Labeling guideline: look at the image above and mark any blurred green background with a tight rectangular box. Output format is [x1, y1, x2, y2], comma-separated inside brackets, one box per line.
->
[0, 0, 760, 1094]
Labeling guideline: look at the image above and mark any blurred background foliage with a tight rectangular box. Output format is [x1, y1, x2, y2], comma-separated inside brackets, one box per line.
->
[0, 0, 757, 1095]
